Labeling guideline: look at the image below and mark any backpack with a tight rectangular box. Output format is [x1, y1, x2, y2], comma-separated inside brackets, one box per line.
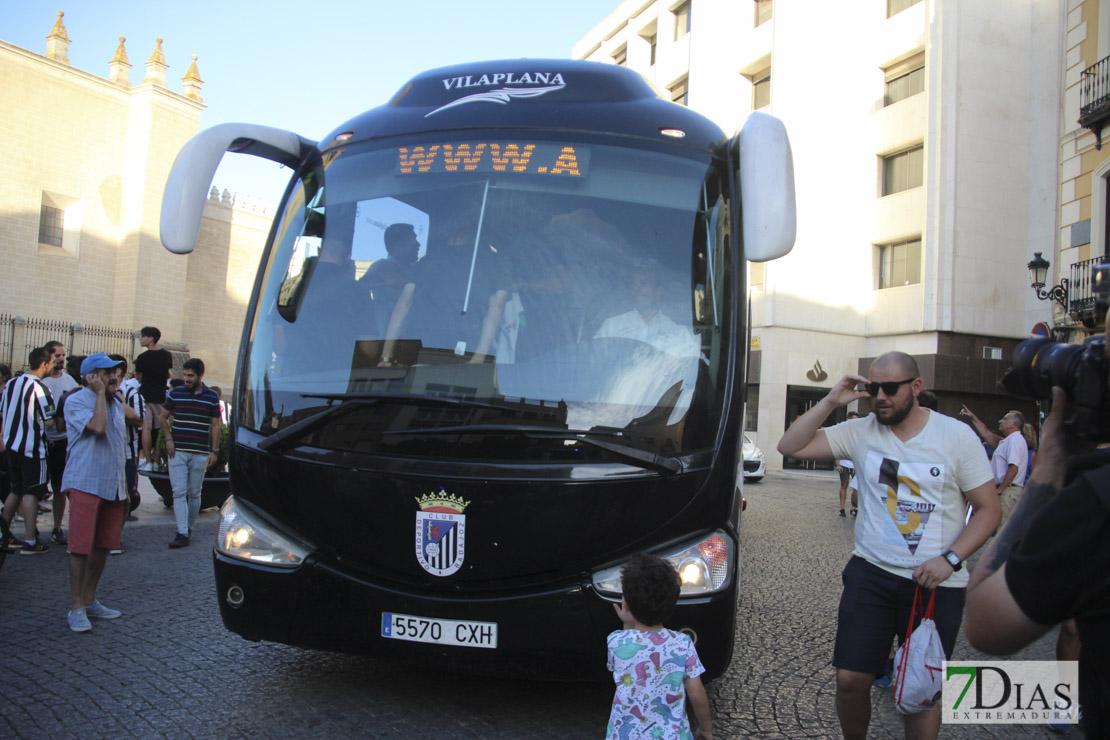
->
[893, 586, 945, 714]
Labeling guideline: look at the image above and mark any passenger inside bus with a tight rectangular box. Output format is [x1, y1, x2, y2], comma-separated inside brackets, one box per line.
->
[594, 262, 699, 359]
[360, 222, 420, 335]
[379, 206, 508, 364]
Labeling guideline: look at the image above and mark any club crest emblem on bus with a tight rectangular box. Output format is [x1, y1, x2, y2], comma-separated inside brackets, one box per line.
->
[414, 492, 470, 577]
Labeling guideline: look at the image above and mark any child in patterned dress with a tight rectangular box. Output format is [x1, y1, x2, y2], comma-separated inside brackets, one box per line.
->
[605, 552, 713, 740]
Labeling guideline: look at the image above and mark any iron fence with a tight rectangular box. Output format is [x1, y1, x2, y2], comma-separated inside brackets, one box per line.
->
[0, 314, 12, 371]
[23, 316, 73, 358]
[0, 315, 136, 371]
[82, 324, 135, 360]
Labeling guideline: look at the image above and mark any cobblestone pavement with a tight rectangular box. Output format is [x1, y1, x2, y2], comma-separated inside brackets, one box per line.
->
[0, 472, 1065, 738]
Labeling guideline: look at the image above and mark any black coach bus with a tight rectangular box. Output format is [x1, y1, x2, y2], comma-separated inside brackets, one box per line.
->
[159, 59, 795, 679]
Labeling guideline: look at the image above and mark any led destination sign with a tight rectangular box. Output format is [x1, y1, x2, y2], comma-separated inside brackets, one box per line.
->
[398, 142, 588, 177]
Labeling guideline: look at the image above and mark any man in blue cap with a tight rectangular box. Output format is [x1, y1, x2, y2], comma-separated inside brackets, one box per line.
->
[62, 353, 128, 633]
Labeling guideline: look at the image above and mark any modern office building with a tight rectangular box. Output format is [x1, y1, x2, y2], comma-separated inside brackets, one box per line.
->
[575, 0, 1062, 469]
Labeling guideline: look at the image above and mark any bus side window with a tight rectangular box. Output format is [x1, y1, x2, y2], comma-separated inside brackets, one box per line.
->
[275, 172, 325, 323]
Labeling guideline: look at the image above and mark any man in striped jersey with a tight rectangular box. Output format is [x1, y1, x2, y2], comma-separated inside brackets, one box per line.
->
[43, 340, 79, 545]
[1, 346, 56, 554]
[118, 360, 144, 519]
[160, 357, 220, 548]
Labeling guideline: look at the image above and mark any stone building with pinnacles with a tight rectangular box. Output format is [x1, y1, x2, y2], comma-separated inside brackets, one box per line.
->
[0, 11, 272, 390]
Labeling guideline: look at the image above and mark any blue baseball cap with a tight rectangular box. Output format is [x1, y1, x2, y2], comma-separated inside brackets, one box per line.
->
[80, 353, 123, 376]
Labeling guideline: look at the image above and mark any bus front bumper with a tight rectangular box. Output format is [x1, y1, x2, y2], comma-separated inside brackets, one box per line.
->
[212, 552, 737, 680]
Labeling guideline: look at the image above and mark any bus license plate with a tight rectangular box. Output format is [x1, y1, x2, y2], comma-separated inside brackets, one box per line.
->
[381, 612, 498, 649]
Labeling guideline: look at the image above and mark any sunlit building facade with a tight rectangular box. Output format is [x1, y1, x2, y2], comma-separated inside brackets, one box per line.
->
[1061, 0, 1110, 340]
[576, 0, 1062, 470]
[0, 12, 272, 387]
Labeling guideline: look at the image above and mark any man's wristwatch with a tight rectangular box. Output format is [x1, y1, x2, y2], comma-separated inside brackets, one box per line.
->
[942, 550, 963, 571]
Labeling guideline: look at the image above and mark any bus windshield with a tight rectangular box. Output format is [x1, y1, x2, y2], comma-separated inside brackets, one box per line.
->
[242, 133, 732, 460]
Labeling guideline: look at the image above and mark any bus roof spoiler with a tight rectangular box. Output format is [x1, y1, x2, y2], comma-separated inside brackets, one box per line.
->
[160, 123, 315, 254]
[733, 111, 796, 263]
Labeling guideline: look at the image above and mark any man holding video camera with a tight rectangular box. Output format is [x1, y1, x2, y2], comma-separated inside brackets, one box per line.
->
[965, 299, 1110, 737]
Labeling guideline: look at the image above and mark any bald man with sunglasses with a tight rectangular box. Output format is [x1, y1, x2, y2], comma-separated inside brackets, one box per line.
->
[778, 351, 998, 740]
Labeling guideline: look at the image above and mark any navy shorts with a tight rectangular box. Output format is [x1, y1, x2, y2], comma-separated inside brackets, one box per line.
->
[5, 450, 49, 500]
[47, 438, 67, 494]
[832, 556, 965, 675]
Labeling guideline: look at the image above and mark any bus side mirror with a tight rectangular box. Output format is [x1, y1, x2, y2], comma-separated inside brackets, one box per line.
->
[733, 112, 796, 263]
[160, 123, 312, 254]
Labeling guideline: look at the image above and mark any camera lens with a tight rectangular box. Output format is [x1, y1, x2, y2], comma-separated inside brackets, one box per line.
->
[1001, 338, 1086, 399]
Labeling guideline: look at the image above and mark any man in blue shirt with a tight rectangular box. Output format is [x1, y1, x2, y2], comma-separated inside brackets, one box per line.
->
[62, 353, 128, 633]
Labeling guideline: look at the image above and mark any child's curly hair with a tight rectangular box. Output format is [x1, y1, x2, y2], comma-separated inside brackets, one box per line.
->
[621, 552, 681, 626]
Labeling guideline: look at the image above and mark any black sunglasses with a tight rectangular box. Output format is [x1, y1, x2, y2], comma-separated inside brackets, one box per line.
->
[861, 378, 916, 397]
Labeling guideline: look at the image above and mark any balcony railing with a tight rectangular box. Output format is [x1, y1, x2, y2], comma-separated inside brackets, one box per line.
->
[1080, 56, 1110, 148]
[1069, 255, 1108, 326]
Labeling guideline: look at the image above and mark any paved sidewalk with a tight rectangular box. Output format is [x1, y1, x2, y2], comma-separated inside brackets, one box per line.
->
[0, 470, 1073, 739]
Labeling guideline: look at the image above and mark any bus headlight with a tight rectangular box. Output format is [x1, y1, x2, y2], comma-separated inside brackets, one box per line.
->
[591, 530, 734, 597]
[216, 496, 312, 568]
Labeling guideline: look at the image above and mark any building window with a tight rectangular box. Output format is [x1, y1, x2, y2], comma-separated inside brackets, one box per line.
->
[674, 1, 691, 40]
[670, 76, 689, 106]
[37, 192, 82, 256]
[38, 204, 64, 247]
[643, 32, 657, 65]
[878, 238, 922, 288]
[755, 0, 773, 27]
[884, 53, 925, 106]
[887, 0, 923, 18]
[752, 70, 771, 110]
[881, 145, 923, 196]
[744, 383, 760, 431]
[612, 45, 627, 66]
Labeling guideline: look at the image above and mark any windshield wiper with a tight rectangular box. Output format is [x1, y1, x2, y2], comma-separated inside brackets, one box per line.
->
[382, 423, 682, 474]
[257, 393, 505, 454]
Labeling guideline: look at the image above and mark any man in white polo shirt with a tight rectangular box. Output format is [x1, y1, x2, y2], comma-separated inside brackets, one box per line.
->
[960, 406, 1028, 527]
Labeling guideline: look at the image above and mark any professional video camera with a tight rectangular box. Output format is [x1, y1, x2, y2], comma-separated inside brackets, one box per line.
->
[1001, 263, 1110, 441]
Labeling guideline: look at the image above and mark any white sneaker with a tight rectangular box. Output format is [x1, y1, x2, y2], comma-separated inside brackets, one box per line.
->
[138, 460, 155, 472]
[67, 608, 92, 633]
[84, 600, 122, 619]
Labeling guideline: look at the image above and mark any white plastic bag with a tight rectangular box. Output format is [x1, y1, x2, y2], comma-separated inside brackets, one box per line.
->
[893, 587, 945, 714]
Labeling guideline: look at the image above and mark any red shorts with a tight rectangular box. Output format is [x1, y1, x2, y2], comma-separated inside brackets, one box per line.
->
[65, 489, 126, 555]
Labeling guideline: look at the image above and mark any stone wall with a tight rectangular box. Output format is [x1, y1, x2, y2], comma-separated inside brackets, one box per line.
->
[0, 17, 273, 392]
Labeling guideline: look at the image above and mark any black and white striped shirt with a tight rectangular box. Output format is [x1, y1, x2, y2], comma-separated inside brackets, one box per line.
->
[1, 374, 55, 458]
[122, 378, 145, 460]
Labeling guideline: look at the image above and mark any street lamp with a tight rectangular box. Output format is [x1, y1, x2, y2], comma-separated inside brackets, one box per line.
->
[1027, 252, 1069, 309]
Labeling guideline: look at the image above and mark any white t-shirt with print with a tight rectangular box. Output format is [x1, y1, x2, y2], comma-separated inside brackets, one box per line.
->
[825, 410, 993, 586]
